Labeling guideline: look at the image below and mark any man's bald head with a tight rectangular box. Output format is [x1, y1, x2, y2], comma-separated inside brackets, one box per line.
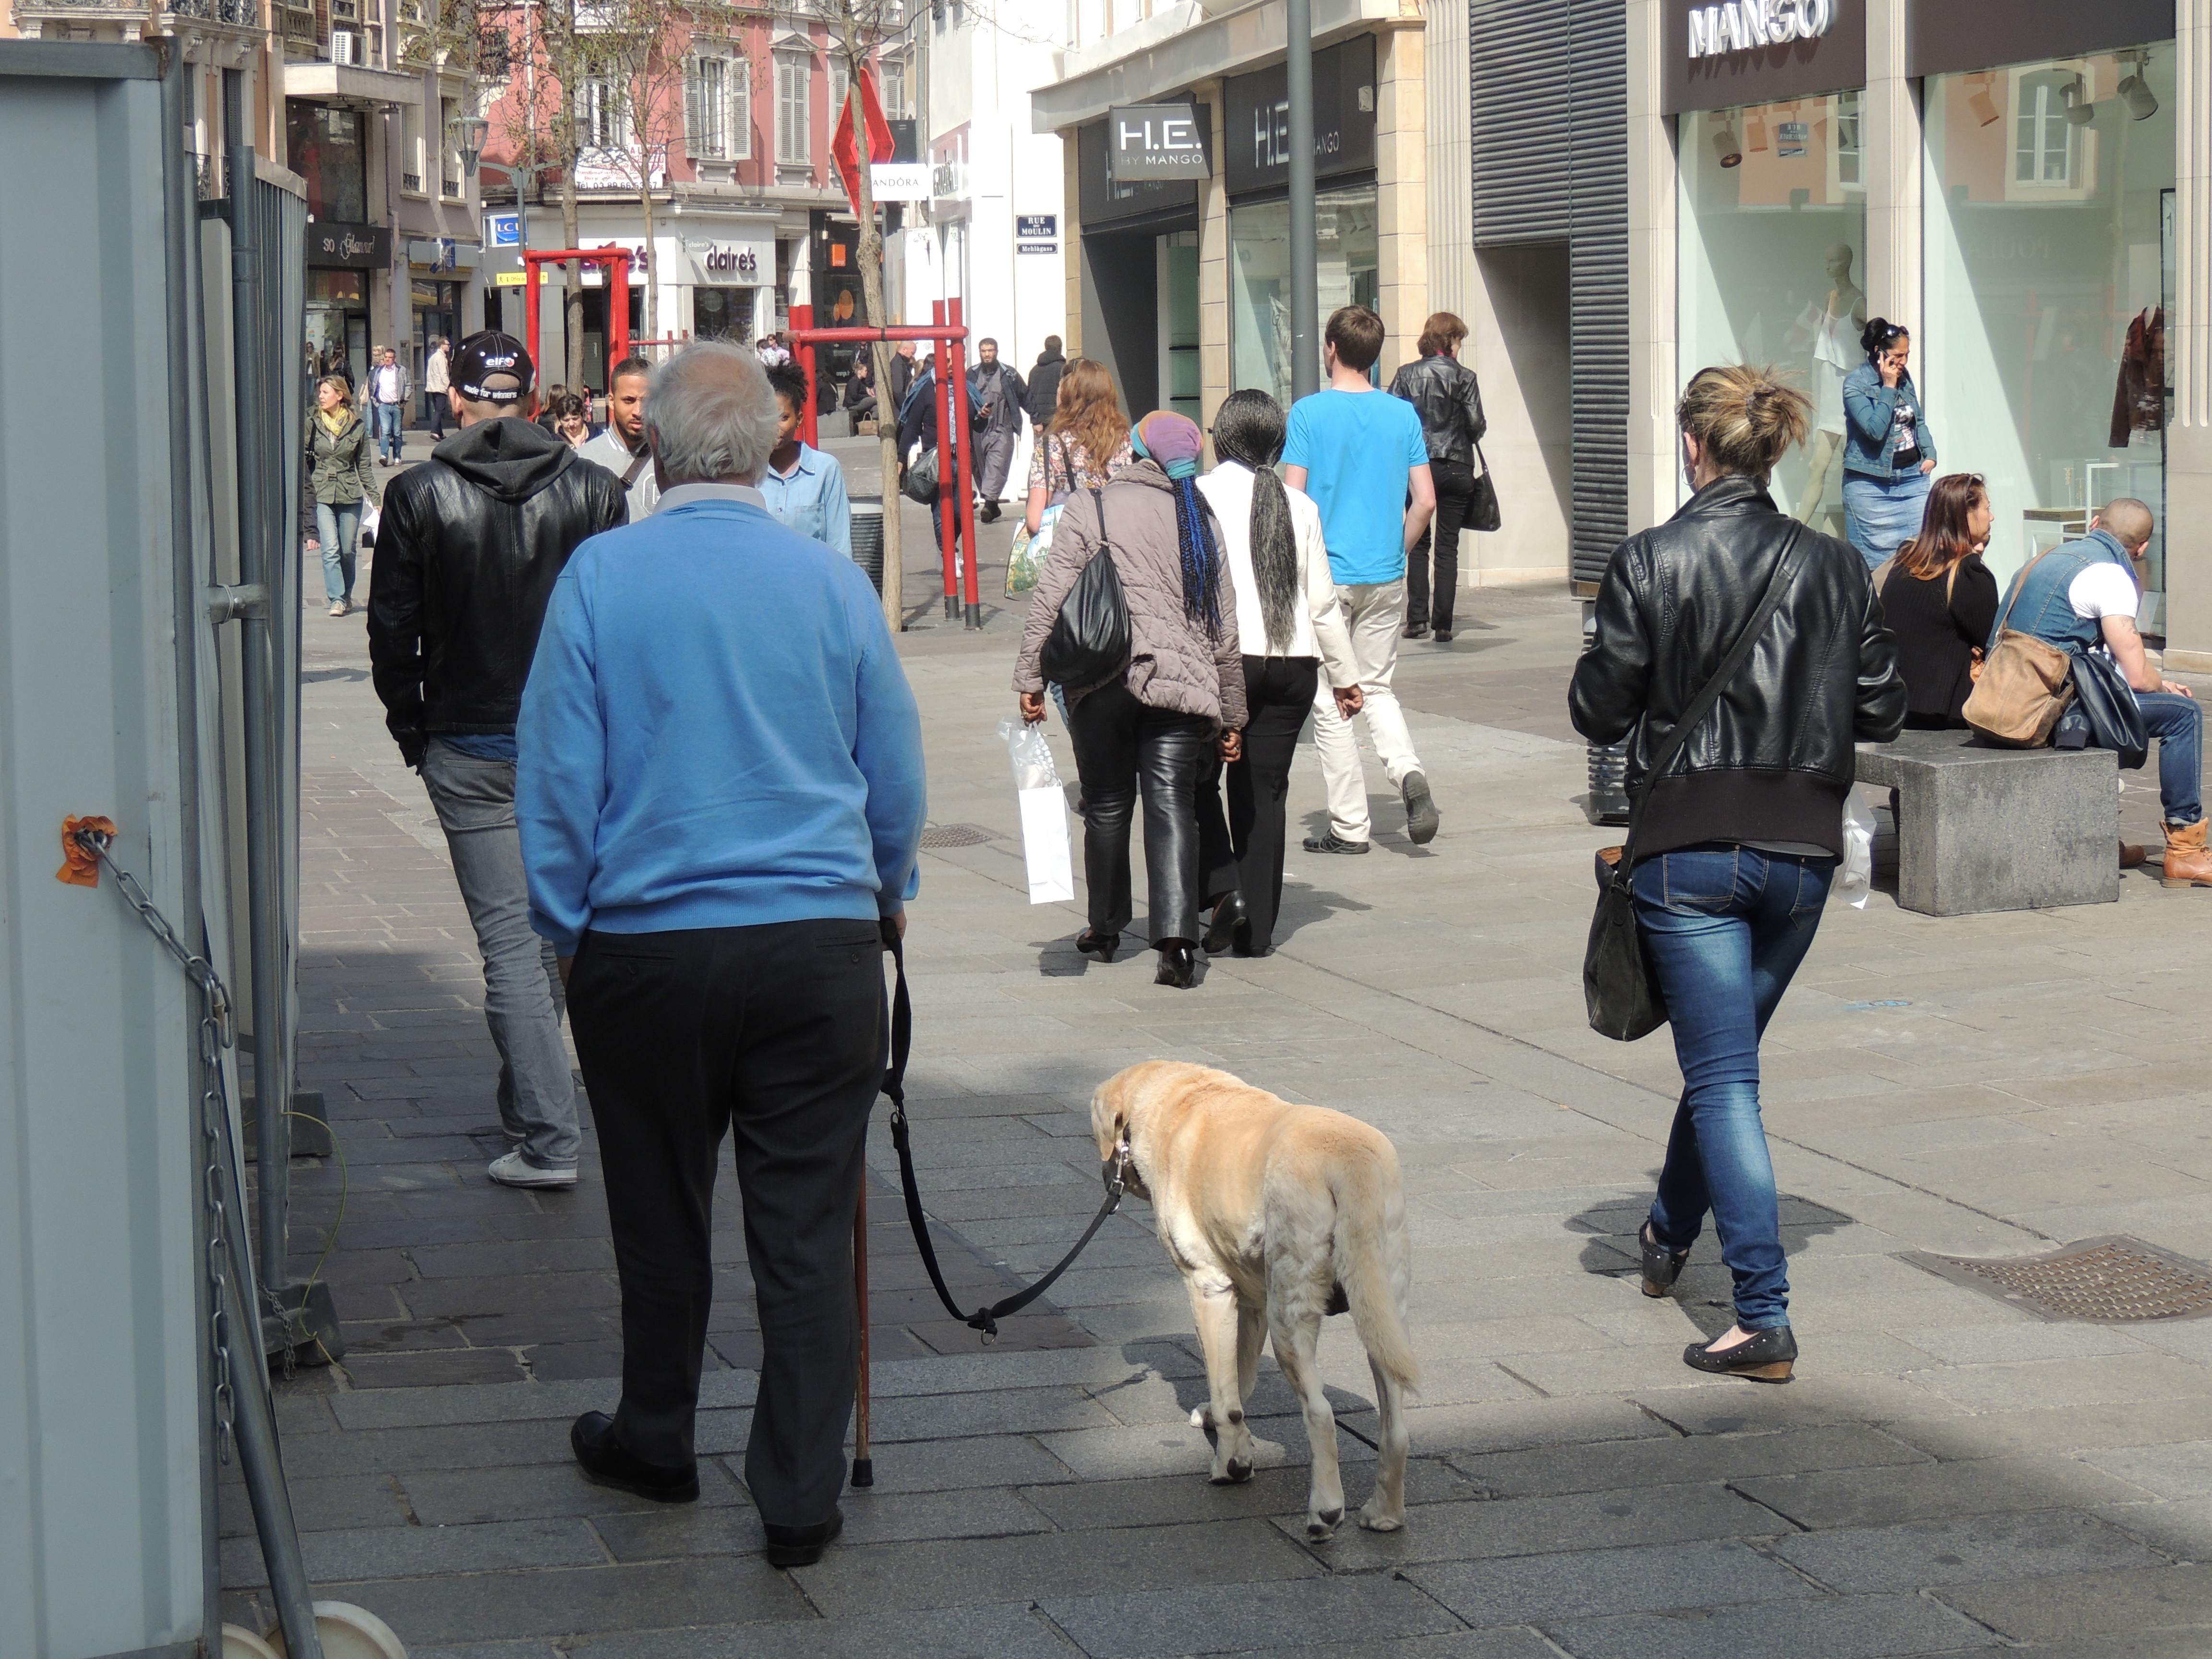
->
[2095, 497, 2156, 553]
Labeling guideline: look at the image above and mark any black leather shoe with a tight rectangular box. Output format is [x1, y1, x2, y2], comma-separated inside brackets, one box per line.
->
[1302, 833, 1370, 855]
[571, 1411, 699, 1503]
[1202, 892, 1246, 955]
[1403, 622, 1430, 639]
[764, 1506, 844, 1568]
[1432, 629, 1454, 644]
[1683, 1324, 1796, 1383]
[1154, 942, 1198, 988]
[1639, 1221, 1689, 1299]
[1076, 929, 1118, 962]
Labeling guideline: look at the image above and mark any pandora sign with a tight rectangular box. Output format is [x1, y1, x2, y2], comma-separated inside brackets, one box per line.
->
[1686, 0, 1835, 58]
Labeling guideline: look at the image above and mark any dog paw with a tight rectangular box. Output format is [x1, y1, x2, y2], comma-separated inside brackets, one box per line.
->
[1358, 1510, 1406, 1533]
[1226, 1457, 1253, 1483]
[1305, 1506, 1344, 1542]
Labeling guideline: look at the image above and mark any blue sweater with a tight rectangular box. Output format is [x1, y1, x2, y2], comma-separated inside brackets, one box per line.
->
[518, 493, 926, 954]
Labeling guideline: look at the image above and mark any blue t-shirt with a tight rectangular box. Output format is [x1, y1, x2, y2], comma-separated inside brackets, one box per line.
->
[1282, 388, 1430, 586]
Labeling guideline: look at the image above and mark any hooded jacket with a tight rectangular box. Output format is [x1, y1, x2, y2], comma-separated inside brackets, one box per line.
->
[1569, 472, 1906, 859]
[367, 415, 629, 765]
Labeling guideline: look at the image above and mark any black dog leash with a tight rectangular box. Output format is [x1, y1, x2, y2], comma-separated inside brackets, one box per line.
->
[880, 931, 1130, 1340]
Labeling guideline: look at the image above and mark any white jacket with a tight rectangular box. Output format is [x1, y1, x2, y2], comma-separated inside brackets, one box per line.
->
[423, 347, 450, 394]
[1197, 461, 1356, 685]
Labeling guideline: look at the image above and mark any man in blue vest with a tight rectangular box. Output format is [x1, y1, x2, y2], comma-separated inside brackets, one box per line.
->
[1995, 498, 2212, 886]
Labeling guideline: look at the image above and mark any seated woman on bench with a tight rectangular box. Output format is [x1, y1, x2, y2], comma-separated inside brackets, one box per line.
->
[1874, 472, 1998, 730]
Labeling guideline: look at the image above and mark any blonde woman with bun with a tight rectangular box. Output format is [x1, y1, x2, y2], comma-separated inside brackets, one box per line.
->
[1570, 363, 1905, 1385]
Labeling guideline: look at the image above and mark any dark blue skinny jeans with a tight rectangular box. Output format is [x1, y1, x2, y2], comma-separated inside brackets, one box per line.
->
[1634, 844, 1835, 1331]
[2138, 690, 2204, 827]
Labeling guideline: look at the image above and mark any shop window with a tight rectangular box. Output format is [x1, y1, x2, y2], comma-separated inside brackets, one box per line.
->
[1677, 92, 1869, 532]
[287, 103, 368, 223]
[694, 286, 753, 342]
[776, 54, 810, 166]
[1228, 185, 1380, 409]
[1926, 44, 2175, 611]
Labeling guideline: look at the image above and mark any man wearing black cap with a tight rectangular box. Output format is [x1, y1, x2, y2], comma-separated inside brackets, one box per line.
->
[368, 330, 629, 1189]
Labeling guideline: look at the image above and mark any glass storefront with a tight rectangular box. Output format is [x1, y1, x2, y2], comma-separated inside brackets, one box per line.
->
[287, 104, 369, 225]
[1925, 43, 2176, 618]
[1678, 91, 1869, 530]
[305, 270, 368, 389]
[1228, 184, 1379, 408]
[694, 285, 754, 342]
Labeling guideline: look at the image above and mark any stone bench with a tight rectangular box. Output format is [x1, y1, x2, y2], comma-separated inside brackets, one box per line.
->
[1854, 729, 2117, 915]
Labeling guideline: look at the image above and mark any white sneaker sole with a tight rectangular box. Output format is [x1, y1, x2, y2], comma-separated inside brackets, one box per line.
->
[488, 1161, 577, 1189]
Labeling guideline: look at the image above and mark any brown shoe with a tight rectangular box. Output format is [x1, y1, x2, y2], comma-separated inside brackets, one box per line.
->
[2161, 819, 2212, 888]
[2122, 840, 2147, 870]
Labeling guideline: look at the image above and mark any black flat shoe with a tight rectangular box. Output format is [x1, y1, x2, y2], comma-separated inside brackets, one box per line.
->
[1683, 1325, 1796, 1383]
[1639, 1221, 1689, 1299]
[1075, 929, 1118, 962]
[1302, 833, 1370, 855]
[1432, 629, 1454, 644]
[1155, 942, 1197, 988]
[1403, 622, 1430, 639]
[1202, 892, 1246, 955]
[764, 1506, 843, 1567]
[571, 1411, 699, 1503]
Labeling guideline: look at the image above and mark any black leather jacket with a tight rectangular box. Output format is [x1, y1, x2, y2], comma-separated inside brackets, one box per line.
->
[367, 417, 629, 766]
[1388, 352, 1486, 466]
[1570, 473, 1906, 859]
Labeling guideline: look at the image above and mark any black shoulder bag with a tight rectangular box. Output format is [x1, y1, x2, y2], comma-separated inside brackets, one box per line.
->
[2067, 649, 2150, 770]
[1585, 529, 1804, 1042]
[1038, 485, 1131, 688]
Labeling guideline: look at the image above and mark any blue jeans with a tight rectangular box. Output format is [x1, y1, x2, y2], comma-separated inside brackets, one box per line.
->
[1634, 845, 1835, 1330]
[1841, 469, 1931, 571]
[2140, 690, 2204, 827]
[314, 501, 360, 602]
[370, 400, 402, 460]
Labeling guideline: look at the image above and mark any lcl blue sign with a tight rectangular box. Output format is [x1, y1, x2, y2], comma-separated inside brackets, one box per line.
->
[485, 212, 521, 248]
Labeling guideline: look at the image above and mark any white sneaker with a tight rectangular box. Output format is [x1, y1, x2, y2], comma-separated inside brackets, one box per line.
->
[329, 600, 348, 617]
[488, 1150, 577, 1189]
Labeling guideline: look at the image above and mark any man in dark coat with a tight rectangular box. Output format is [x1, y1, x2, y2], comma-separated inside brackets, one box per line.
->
[1025, 336, 1066, 428]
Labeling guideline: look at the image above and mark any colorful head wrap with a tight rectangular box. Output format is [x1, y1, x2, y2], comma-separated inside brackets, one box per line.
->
[1131, 410, 1223, 633]
[1131, 410, 1206, 481]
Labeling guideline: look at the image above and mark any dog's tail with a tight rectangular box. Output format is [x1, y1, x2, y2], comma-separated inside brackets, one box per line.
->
[1331, 1137, 1420, 1395]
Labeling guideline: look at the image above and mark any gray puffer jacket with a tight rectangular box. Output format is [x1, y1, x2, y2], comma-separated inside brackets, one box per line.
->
[1014, 461, 1247, 730]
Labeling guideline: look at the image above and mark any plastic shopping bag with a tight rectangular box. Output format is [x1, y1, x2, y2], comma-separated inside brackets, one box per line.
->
[1837, 790, 1877, 910]
[998, 719, 1074, 903]
[359, 505, 382, 548]
[1003, 502, 1061, 598]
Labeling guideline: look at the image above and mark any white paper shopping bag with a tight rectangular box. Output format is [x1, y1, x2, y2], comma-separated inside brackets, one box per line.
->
[1016, 785, 1075, 903]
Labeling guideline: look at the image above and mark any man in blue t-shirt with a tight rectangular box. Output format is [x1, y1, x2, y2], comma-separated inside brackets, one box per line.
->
[1284, 305, 1440, 851]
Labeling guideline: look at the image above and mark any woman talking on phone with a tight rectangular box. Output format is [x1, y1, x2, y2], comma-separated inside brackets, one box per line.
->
[1841, 318, 1939, 572]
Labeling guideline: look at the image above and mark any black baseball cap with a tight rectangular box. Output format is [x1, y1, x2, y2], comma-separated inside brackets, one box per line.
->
[451, 329, 534, 403]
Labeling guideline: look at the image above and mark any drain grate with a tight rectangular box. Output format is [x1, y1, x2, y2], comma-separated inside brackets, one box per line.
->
[1905, 1236, 2212, 1323]
[918, 822, 997, 848]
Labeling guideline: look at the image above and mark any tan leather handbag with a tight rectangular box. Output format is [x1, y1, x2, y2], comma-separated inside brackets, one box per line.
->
[1963, 548, 2074, 746]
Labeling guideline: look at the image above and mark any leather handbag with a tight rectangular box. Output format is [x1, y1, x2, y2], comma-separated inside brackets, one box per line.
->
[1469, 438, 1502, 533]
[901, 446, 939, 505]
[2069, 649, 2150, 770]
[1964, 547, 2074, 746]
[1585, 529, 1804, 1043]
[1038, 486, 1130, 688]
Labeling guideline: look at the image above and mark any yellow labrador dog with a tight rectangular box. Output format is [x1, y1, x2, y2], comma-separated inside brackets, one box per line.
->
[1091, 1060, 1418, 1540]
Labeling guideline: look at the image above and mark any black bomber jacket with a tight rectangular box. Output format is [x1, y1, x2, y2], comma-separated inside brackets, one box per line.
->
[367, 416, 630, 766]
[1569, 473, 1907, 859]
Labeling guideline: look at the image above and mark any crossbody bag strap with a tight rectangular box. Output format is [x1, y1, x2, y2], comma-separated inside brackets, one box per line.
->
[620, 449, 651, 488]
[1993, 544, 2061, 634]
[1617, 526, 1806, 873]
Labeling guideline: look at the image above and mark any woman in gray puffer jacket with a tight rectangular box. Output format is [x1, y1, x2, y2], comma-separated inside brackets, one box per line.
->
[1015, 410, 1247, 988]
[305, 374, 382, 617]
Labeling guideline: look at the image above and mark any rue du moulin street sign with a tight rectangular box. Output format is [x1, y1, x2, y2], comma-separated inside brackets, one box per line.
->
[1107, 104, 1212, 182]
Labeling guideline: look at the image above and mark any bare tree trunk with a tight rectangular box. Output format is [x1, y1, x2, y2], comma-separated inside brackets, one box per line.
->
[561, 161, 583, 390]
[639, 176, 658, 345]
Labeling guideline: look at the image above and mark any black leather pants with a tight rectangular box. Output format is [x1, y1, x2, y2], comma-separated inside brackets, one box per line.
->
[1197, 655, 1320, 954]
[1067, 682, 1211, 946]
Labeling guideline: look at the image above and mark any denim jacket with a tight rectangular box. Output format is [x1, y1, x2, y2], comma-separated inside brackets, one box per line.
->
[1841, 362, 1938, 479]
[1988, 529, 2131, 655]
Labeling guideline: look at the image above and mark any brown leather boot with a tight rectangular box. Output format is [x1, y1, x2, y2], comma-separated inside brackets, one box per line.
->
[2121, 839, 2147, 870]
[2161, 819, 2212, 888]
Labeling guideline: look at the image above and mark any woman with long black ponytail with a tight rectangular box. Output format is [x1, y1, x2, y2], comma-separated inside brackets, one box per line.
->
[1192, 391, 1363, 956]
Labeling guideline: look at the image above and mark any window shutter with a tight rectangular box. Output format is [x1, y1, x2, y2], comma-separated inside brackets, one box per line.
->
[685, 60, 704, 157]
[733, 58, 751, 160]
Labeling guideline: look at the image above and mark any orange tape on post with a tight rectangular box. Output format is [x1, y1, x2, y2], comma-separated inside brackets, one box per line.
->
[58, 816, 116, 887]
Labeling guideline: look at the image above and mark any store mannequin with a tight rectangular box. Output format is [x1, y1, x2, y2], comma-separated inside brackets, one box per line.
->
[1794, 244, 1867, 524]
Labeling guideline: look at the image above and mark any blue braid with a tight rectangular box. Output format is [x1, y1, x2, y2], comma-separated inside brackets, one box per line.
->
[1172, 475, 1224, 635]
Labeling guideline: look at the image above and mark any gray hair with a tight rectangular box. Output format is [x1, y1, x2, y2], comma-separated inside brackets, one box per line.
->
[644, 340, 780, 486]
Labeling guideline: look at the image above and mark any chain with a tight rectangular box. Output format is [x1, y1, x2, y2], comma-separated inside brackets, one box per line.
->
[74, 825, 239, 1463]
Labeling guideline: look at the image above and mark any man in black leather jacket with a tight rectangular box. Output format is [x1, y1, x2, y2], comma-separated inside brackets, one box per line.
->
[1388, 316, 1488, 640]
[367, 331, 629, 1189]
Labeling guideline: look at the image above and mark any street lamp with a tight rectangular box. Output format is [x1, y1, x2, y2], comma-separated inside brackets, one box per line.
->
[449, 114, 490, 177]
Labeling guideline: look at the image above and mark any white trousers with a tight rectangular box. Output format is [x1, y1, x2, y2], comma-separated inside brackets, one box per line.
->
[1309, 577, 1423, 842]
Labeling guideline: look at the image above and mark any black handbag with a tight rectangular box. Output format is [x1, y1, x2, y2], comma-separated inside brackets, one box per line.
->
[1469, 438, 1502, 533]
[2069, 649, 2150, 770]
[901, 447, 939, 505]
[1039, 486, 1131, 688]
[1585, 528, 1805, 1042]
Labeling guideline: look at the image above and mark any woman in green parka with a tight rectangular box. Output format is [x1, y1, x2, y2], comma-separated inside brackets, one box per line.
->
[305, 374, 382, 617]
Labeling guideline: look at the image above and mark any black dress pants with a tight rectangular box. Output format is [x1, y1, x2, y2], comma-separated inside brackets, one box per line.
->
[1068, 682, 1211, 945]
[1197, 655, 1320, 954]
[1407, 457, 1479, 632]
[566, 918, 885, 1527]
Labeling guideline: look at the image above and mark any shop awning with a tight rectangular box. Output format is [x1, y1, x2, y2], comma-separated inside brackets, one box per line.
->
[282, 60, 425, 109]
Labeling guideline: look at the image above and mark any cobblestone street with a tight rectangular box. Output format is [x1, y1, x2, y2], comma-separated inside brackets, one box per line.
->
[225, 443, 2212, 1658]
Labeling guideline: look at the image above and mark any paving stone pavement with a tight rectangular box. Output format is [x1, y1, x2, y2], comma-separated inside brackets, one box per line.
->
[226, 497, 2212, 1657]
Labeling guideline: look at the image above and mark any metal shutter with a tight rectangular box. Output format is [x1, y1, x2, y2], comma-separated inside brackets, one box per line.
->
[1470, 0, 1569, 245]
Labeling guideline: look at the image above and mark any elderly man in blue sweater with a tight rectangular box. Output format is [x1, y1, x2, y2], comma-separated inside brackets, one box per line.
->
[517, 340, 926, 1568]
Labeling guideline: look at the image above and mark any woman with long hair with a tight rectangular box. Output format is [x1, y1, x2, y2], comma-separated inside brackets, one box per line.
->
[1841, 317, 1939, 570]
[1387, 312, 1488, 641]
[1014, 410, 1246, 987]
[1191, 391, 1361, 956]
[1571, 363, 1905, 1382]
[1876, 472, 1999, 729]
[1024, 357, 1136, 535]
[304, 373, 380, 617]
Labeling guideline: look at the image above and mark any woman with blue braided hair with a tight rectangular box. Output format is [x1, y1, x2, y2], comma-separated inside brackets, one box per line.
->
[1015, 410, 1248, 988]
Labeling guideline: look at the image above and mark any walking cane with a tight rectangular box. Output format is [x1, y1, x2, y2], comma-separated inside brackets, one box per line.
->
[851, 1181, 874, 1487]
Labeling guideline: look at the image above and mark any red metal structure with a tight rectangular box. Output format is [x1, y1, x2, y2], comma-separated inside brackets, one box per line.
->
[520, 248, 632, 390]
[788, 298, 981, 629]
